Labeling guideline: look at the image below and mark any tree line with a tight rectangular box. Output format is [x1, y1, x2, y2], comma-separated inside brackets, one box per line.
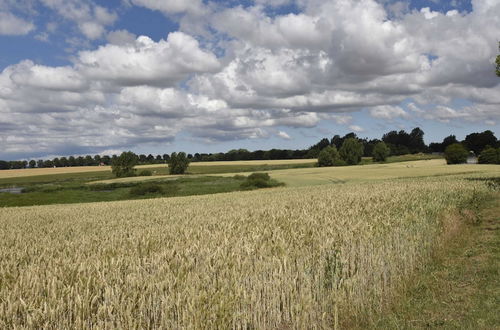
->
[0, 128, 498, 170]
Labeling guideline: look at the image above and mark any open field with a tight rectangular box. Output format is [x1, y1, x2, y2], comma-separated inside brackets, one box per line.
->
[91, 159, 500, 186]
[0, 174, 498, 328]
[0, 159, 317, 179]
[0, 154, 441, 180]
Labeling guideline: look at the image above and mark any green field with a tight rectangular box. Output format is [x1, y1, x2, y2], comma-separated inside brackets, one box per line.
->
[0, 157, 498, 328]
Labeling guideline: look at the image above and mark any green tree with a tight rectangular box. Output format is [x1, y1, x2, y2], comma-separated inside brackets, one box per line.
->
[444, 143, 468, 164]
[339, 138, 364, 165]
[111, 151, 138, 177]
[28, 160, 36, 168]
[317, 146, 341, 167]
[478, 146, 499, 164]
[372, 142, 390, 162]
[168, 152, 190, 174]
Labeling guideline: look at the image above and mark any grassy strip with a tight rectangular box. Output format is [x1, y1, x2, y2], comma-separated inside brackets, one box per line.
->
[0, 175, 284, 207]
[372, 191, 499, 329]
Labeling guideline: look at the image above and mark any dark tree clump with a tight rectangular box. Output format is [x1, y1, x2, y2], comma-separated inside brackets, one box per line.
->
[168, 152, 190, 174]
[317, 146, 341, 167]
[444, 143, 468, 164]
[339, 138, 364, 165]
[478, 146, 500, 164]
[372, 142, 390, 162]
[111, 151, 138, 177]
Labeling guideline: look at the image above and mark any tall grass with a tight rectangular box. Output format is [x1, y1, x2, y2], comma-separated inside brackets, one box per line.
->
[0, 177, 490, 328]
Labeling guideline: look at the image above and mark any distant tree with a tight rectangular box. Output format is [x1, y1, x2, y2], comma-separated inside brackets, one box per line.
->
[60, 157, 69, 167]
[0, 160, 9, 169]
[29, 160, 36, 168]
[168, 152, 190, 174]
[372, 142, 390, 162]
[84, 155, 93, 166]
[101, 155, 111, 165]
[68, 156, 76, 166]
[111, 151, 138, 177]
[139, 154, 147, 163]
[478, 146, 499, 164]
[93, 155, 101, 165]
[53, 158, 61, 167]
[147, 154, 155, 163]
[162, 154, 170, 162]
[363, 138, 380, 157]
[442, 135, 458, 151]
[37, 159, 45, 168]
[463, 130, 498, 154]
[409, 127, 427, 153]
[444, 143, 468, 164]
[339, 138, 364, 165]
[156, 155, 162, 162]
[382, 130, 411, 155]
[44, 160, 54, 168]
[317, 146, 341, 167]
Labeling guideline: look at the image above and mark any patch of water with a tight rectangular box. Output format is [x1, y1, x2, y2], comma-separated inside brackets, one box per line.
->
[0, 187, 24, 194]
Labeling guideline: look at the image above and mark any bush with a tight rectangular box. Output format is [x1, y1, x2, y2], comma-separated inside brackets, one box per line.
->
[247, 172, 270, 181]
[129, 183, 164, 196]
[372, 142, 390, 162]
[240, 173, 283, 190]
[478, 146, 499, 164]
[339, 138, 364, 165]
[138, 170, 153, 176]
[168, 152, 190, 174]
[444, 143, 468, 164]
[317, 146, 341, 167]
[112, 151, 138, 178]
[332, 159, 347, 166]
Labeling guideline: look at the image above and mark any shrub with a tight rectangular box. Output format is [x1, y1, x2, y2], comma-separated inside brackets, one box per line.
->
[168, 152, 190, 175]
[478, 146, 499, 164]
[112, 151, 138, 178]
[339, 138, 364, 165]
[247, 172, 270, 181]
[240, 173, 283, 190]
[444, 143, 468, 164]
[372, 142, 390, 162]
[333, 159, 347, 166]
[138, 170, 153, 176]
[317, 146, 341, 167]
[129, 183, 164, 196]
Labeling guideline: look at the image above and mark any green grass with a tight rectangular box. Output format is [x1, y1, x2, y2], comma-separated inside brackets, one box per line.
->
[372, 192, 500, 329]
[0, 170, 114, 187]
[0, 176, 253, 207]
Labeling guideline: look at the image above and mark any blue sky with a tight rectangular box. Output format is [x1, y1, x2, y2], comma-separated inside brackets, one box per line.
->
[0, 0, 498, 160]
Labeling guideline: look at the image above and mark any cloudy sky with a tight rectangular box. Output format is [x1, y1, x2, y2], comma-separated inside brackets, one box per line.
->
[0, 0, 499, 160]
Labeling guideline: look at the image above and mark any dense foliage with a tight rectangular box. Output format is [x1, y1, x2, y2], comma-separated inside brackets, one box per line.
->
[317, 146, 341, 167]
[168, 152, 190, 175]
[339, 138, 364, 165]
[478, 147, 500, 164]
[444, 143, 468, 164]
[372, 142, 390, 162]
[111, 151, 139, 178]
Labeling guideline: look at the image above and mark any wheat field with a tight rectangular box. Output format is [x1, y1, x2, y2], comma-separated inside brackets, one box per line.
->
[0, 174, 493, 329]
[91, 159, 500, 186]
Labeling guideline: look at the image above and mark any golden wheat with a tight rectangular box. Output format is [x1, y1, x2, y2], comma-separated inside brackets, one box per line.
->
[0, 175, 493, 328]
